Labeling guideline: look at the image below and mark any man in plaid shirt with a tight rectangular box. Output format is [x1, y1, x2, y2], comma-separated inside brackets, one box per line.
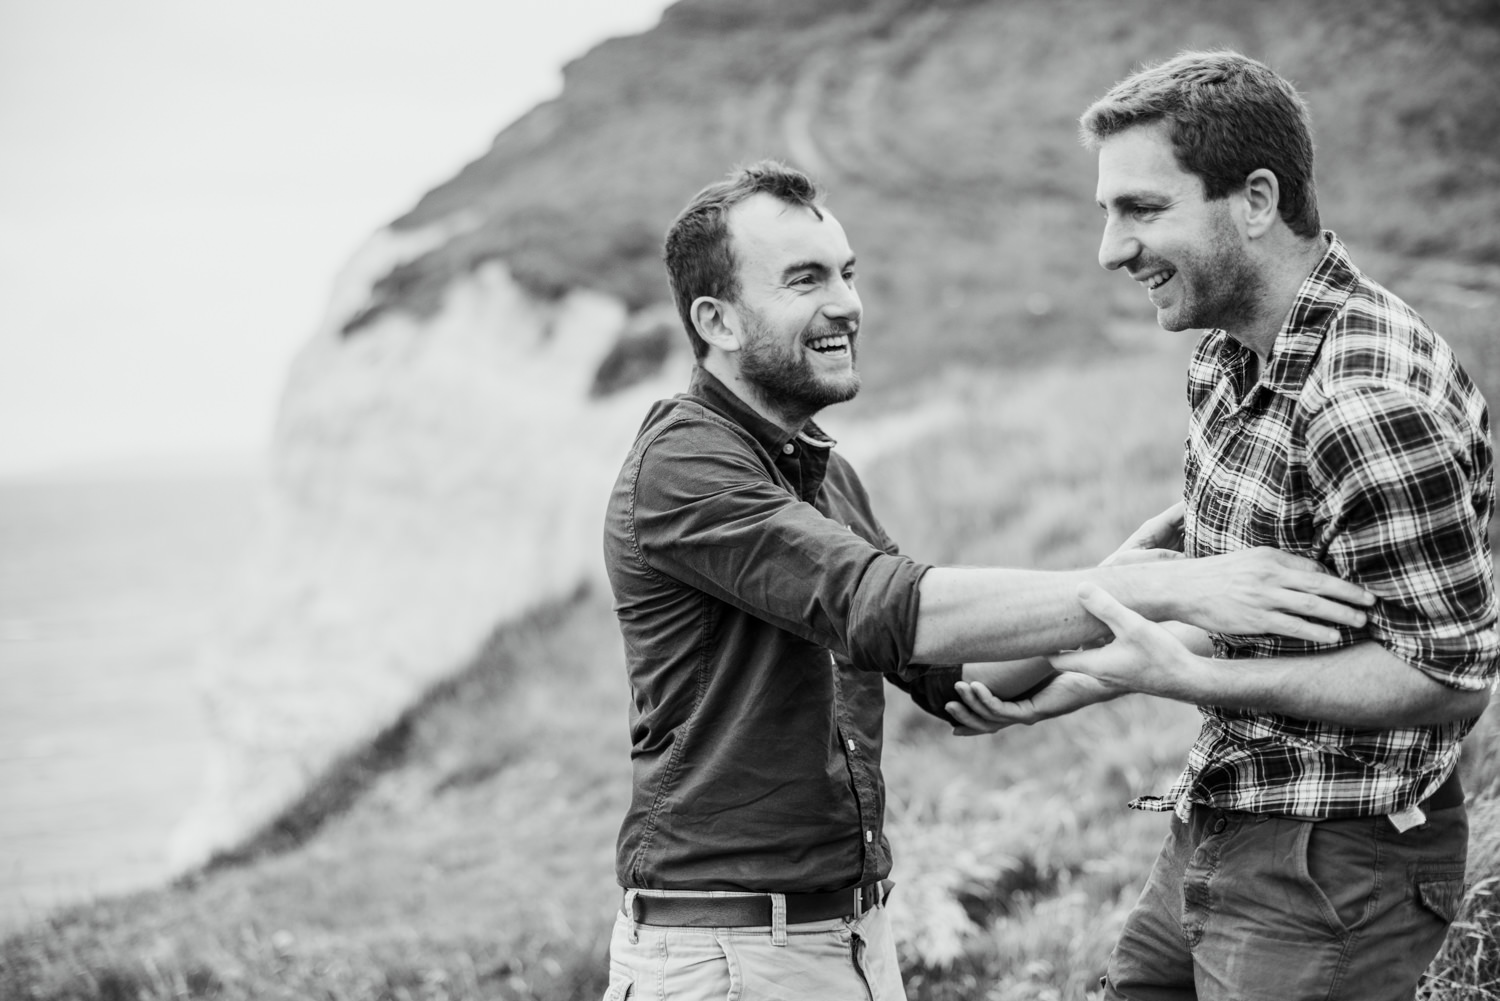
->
[950, 51, 1496, 999]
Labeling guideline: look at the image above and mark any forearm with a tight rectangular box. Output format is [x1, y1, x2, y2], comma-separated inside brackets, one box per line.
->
[913, 551, 1372, 663]
[914, 562, 1236, 663]
[914, 567, 1113, 662]
[1166, 642, 1490, 728]
[960, 657, 1056, 698]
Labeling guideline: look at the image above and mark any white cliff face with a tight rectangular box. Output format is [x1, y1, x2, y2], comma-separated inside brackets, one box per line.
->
[171, 223, 690, 867]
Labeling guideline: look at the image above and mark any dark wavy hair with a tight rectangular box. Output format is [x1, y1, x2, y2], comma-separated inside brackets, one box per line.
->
[1080, 50, 1321, 238]
[664, 160, 823, 359]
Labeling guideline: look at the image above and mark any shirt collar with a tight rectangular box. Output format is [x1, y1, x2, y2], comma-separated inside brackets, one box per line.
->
[685, 366, 838, 454]
[1242, 231, 1359, 398]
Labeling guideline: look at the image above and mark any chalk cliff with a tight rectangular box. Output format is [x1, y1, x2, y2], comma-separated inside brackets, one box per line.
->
[173, 0, 1500, 863]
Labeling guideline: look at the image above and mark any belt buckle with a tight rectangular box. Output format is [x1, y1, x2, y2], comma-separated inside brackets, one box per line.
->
[853, 883, 872, 918]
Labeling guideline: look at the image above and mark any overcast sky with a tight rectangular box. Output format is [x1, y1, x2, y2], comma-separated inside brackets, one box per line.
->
[0, 0, 674, 478]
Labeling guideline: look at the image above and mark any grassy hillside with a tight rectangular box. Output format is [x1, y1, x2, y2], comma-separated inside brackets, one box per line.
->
[6, 1, 1499, 998]
[351, 0, 1500, 402]
[6, 344, 1498, 1000]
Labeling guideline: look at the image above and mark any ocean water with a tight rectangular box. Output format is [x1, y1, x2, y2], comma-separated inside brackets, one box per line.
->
[0, 466, 260, 930]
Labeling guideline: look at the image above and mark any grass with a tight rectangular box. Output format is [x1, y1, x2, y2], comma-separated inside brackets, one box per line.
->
[5, 340, 1498, 1000]
[5, 4, 1499, 992]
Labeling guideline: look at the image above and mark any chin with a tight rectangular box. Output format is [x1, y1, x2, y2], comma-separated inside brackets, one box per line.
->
[821, 372, 861, 404]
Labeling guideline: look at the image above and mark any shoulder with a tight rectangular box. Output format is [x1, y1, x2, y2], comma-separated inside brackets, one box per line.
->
[1303, 269, 1484, 435]
[631, 397, 763, 468]
[1317, 274, 1450, 393]
[623, 398, 780, 515]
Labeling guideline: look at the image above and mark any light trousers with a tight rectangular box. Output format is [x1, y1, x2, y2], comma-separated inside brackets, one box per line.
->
[602, 895, 906, 1001]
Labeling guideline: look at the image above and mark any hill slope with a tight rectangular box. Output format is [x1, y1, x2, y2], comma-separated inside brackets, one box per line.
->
[14, 3, 1498, 997]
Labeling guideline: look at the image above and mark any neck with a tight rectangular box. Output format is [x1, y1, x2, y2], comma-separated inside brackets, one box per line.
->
[701, 356, 810, 433]
[1226, 232, 1329, 364]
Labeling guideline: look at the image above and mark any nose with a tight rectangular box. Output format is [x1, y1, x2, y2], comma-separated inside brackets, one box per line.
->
[826, 275, 862, 325]
[1098, 215, 1140, 272]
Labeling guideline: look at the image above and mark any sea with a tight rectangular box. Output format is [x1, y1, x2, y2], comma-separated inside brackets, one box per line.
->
[0, 463, 261, 932]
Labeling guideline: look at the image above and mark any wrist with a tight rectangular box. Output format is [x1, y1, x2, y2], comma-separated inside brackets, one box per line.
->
[1159, 650, 1221, 704]
[1098, 562, 1182, 624]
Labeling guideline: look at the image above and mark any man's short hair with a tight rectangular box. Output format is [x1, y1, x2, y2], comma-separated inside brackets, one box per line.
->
[664, 160, 824, 359]
[1080, 50, 1321, 238]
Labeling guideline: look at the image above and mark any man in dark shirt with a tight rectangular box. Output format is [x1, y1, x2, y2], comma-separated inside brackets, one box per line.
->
[600, 160, 1376, 1001]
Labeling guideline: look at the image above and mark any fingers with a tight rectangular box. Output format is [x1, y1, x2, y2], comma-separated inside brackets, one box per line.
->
[1048, 648, 1090, 674]
[948, 681, 1032, 730]
[947, 694, 1005, 734]
[1283, 590, 1369, 629]
[1254, 611, 1343, 645]
[1260, 550, 1374, 606]
[946, 701, 993, 735]
[1291, 570, 1375, 609]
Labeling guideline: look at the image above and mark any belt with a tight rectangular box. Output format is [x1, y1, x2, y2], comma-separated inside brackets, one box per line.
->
[1420, 769, 1464, 812]
[625, 881, 885, 927]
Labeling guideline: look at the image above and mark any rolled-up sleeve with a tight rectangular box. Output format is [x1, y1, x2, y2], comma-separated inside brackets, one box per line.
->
[630, 416, 929, 674]
[1307, 385, 1499, 690]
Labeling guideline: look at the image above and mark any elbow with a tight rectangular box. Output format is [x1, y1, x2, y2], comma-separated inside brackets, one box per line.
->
[1445, 684, 1492, 724]
[1400, 683, 1491, 727]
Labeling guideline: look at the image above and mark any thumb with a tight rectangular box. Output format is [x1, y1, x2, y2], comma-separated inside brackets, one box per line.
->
[1076, 582, 1145, 635]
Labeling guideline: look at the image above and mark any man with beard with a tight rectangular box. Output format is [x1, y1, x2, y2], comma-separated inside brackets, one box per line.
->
[600, 159, 1379, 1001]
[952, 52, 1496, 1000]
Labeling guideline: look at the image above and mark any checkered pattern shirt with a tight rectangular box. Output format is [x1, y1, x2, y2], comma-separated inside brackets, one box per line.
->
[1135, 233, 1498, 821]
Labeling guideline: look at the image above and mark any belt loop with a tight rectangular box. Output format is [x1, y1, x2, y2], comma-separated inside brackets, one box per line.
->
[770, 893, 788, 947]
[623, 889, 640, 944]
[853, 885, 866, 919]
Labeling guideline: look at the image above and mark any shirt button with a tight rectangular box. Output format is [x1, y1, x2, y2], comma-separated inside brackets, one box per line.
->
[865, 830, 873, 843]
[782, 443, 794, 454]
[847, 738, 856, 751]
[1212, 817, 1227, 834]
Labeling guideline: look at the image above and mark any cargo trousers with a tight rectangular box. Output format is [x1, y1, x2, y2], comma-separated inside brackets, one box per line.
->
[1103, 802, 1468, 1000]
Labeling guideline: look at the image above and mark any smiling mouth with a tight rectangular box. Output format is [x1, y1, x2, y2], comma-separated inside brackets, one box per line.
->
[1142, 269, 1176, 291]
[807, 333, 852, 355]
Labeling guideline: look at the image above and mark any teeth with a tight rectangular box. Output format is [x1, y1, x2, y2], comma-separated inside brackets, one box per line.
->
[1146, 270, 1175, 290]
[808, 334, 849, 351]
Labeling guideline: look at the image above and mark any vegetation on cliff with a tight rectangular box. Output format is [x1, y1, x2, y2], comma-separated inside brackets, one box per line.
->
[5, 0, 1499, 998]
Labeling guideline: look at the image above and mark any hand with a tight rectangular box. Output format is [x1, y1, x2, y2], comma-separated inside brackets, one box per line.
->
[1050, 583, 1213, 702]
[1144, 546, 1373, 644]
[947, 672, 1118, 735]
[1103, 502, 1185, 566]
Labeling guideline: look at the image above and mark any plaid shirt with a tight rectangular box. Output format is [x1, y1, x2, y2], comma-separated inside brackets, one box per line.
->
[1137, 233, 1498, 821]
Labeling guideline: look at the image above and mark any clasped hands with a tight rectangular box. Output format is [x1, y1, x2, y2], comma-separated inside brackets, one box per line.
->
[945, 503, 1370, 735]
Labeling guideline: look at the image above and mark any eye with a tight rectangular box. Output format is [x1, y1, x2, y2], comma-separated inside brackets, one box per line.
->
[790, 274, 817, 288]
[842, 269, 857, 284]
[1132, 205, 1163, 220]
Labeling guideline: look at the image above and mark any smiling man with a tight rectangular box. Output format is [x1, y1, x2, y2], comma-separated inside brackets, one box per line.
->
[599, 160, 1382, 1000]
[953, 51, 1497, 1001]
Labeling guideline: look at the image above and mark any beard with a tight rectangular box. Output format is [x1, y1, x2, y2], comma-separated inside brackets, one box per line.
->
[737, 308, 861, 419]
[1157, 204, 1265, 334]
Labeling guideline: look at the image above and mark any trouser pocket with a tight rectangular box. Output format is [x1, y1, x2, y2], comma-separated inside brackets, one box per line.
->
[601, 971, 634, 1001]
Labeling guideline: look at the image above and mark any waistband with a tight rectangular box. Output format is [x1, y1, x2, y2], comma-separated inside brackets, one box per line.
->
[623, 880, 887, 928]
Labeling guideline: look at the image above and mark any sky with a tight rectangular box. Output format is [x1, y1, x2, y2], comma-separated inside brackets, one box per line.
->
[0, 0, 675, 478]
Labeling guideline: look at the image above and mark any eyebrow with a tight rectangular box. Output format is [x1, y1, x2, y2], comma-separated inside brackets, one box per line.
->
[1097, 191, 1167, 210]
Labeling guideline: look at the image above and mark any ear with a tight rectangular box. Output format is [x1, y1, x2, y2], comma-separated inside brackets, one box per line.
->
[1242, 168, 1280, 239]
[691, 296, 742, 353]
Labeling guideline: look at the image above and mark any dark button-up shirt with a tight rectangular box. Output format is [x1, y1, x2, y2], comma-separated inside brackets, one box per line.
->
[603, 367, 960, 892]
[1138, 233, 1498, 821]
